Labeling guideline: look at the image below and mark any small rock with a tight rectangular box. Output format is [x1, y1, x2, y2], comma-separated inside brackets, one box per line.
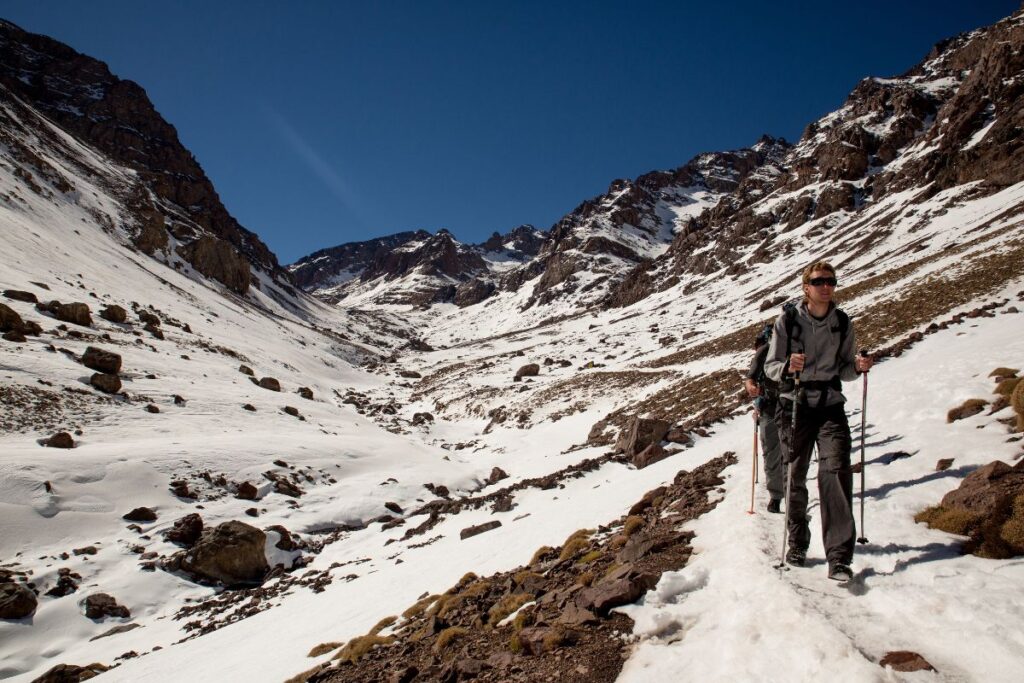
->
[44, 432, 75, 449]
[460, 520, 501, 540]
[412, 412, 434, 426]
[485, 467, 509, 485]
[515, 363, 540, 379]
[3, 289, 37, 304]
[879, 650, 936, 672]
[239, 364, 254, 376]
[145, 404, 160, 414]
[297, 387, 313, 400]
[283, 406, 300, 417]
[122, 507, 157, 522]
[99, 304, 128, 323]
[0, 582, 37, 619]
[236, 482, 258, 500]
[385, 501, 403, 514]
[90, 372, 122, 394]
[242, 403, 256, 412]
[72, 546, 98, 556]
[258, 377, 281, 392]
[173, 395, 186, 406]
[82, 593, 130, 619]
[935, 458, 955, 472]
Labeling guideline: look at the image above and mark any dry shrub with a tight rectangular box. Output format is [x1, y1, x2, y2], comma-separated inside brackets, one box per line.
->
[623, 515, 645, 536]
[529, 545, 554, 566]
[914, 505, 981, 536]
[284, 665, 324, 683]
[334, 634, 393, 663]
[307, 641, 343, 657]
[564, 528, 594, 544]
[946, 399, 988, 423]
[512, 608, 535, 631]
[450, 572, 478, 592]
[1012, 379, 1024, 411]
[988, 367, 1019, 379]
[513, 570, 542, 586]
[370, 615, 397, 635]
[558, 537, 590, 562]
[994, 377, 1021, 396]
[576, 549, 603, 564]
[509, 633, 523, 654]
[402, 594, 439, 619]
[487, 592, 533, 625]
[542, 627, 568, 651]
[1000, 495, 1024, 552]
[577, 570, 595, 587]
[434, 626, 468, 651]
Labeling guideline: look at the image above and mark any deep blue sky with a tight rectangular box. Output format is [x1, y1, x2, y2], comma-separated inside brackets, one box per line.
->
[3, 1, 1019, 263]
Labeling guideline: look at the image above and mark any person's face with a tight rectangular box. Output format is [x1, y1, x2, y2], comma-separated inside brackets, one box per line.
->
[803, 269, 837, 308]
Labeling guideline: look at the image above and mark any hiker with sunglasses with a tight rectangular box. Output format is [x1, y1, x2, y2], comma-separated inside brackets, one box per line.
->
[764, 261, 873, 582]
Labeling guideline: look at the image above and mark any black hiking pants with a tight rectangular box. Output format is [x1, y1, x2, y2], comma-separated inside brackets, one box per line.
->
[775, 399, 855, 565]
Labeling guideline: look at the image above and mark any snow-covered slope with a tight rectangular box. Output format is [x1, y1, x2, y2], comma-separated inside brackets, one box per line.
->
[2, 8, 1024, 683]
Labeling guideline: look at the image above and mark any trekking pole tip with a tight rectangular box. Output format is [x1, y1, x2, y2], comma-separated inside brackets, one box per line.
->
[857, 536, 869, 544]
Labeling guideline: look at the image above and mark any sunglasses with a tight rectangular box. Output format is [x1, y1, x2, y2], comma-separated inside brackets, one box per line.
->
[807, 277, 838, 287]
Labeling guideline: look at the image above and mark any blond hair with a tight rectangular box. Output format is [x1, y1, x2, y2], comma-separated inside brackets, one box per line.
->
[801, 261, 838, 305]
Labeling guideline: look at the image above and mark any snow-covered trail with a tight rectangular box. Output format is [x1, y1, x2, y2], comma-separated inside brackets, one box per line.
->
[619, 301, 1024, 682]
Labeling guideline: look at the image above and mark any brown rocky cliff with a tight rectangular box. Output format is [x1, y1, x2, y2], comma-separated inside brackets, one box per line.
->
[0, 19, 280, 294]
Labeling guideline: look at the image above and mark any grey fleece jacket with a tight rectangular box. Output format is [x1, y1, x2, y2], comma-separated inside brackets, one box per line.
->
[764, 302, 860, 406]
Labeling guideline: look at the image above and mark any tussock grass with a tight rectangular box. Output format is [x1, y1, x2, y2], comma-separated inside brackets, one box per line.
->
[946, 399, 988, 423]
[487, 592, 533, 625]
[558, 537, 590, 562]
[333, 634, 393, 663]
[914, 505, 981, 536]
[434, 626, 468, 651]
[576, 549, 603, 564]
[402, 594, 439, 619]
[307, 641, 343, 657]
[529, 545, 554, 566]
[623, 515, 645, 536]
[369, 615, 397, 635]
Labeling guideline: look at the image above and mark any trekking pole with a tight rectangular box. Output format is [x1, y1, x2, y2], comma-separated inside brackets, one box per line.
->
[857, 349, 870, 545]
[748, 409, 759, 514]
[776, 370, 800, 569]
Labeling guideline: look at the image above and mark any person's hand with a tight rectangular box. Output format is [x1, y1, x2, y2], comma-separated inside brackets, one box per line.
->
[789, 353, 805, 373]
[856, 354, 874, 373]
[744, 378, 760, 398]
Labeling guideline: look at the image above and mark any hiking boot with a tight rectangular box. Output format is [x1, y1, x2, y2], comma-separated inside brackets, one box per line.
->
[766, 498, 782, 514]
[785, 548, 806, 567]
[828, 562, 853, 582]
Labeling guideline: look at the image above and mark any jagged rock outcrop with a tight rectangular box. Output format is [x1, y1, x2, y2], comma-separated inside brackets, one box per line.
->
[0, 19, 282, 294]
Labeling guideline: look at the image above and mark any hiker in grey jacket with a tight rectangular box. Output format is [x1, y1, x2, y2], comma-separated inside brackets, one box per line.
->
[764, 260, 873, 581]
[744, 334, 783, 512]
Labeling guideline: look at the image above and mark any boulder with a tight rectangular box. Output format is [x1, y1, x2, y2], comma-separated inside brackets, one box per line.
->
[486, 467, 510, 485]
[44, 432, 75, 449]
[0, 303, 25, 332]
[179, 520, 269, 585]
[54, 302, 92, 327]
[615, 416, 671, 457]
[165, 513, 204, 547]
[3, 330, 26, 342]
[26, 663, 109, 682]
[98, 305, 127, 323]
[122, 507, 157, 522]
[3, 289, 37, 303]
[879, 651, 936, 672]
[515, 363, 540, 379]
[82, 347, 122, 375]
[460, 521, 502, 540]
[0, 582, 37, 619]
[258, 377, 281, 392]
[940, 461, 1024, 514]
[235, 481, 258, 500]
[82, 593, 130, 619]
[89, 373, 121, 394]
[137, 310, 161, 326]
[412, 412, 434, 426]
[633, 443, 670, 469]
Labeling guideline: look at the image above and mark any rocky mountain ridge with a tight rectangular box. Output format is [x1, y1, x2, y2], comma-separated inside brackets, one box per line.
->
[0, 19, 286, 296]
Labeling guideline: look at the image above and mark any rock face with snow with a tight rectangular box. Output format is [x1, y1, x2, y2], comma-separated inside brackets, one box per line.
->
[0, 19, 283, 293]
[290, 226, 545, 306]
